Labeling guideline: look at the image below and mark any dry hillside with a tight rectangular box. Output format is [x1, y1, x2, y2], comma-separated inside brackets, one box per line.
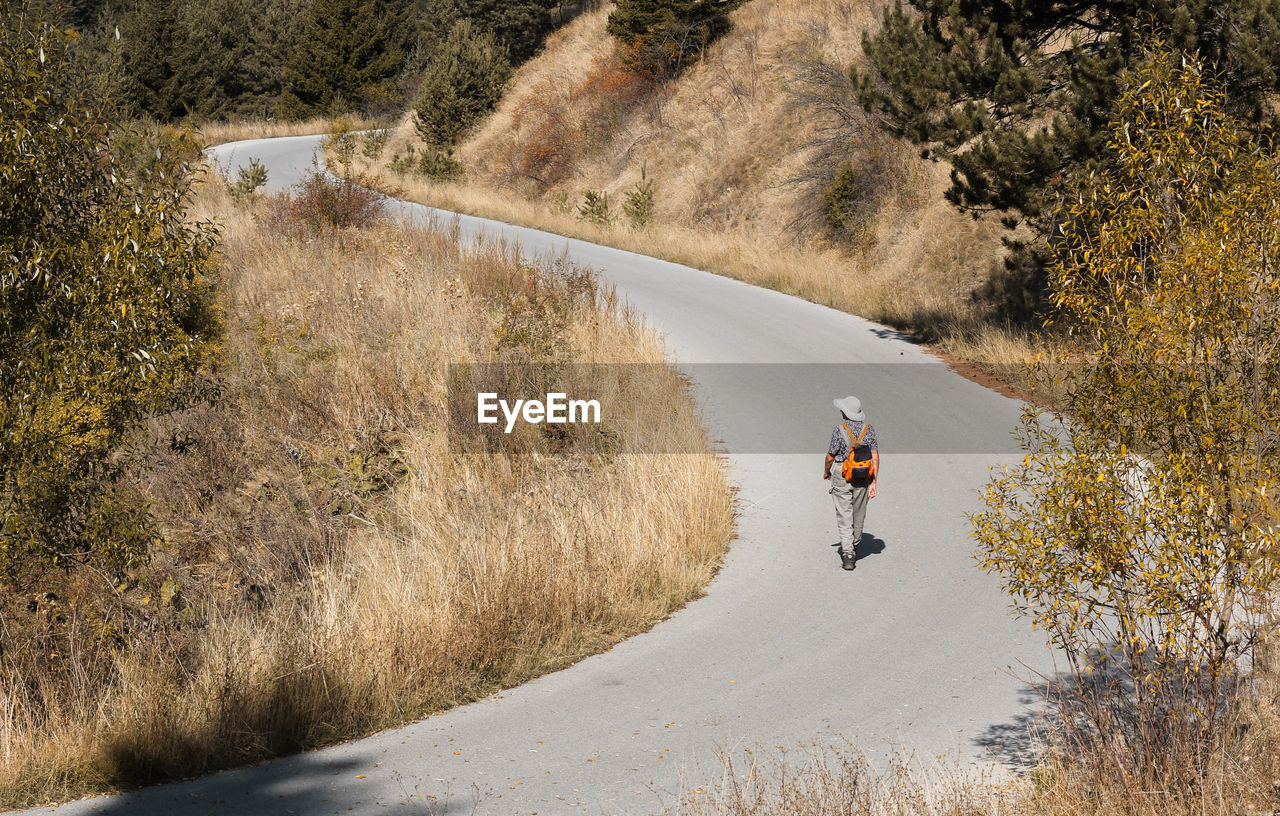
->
[465, 0, 879, 238]
[370, 0, 1024, 365]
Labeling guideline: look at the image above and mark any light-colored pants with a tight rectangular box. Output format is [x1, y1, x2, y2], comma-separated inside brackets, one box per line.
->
[829, 475, 869, 556]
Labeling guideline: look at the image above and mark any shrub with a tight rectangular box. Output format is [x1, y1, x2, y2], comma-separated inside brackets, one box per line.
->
[623, 168, 657, 229]
[387, 146, 417, 177]
[607, 0, 748, 78]
[360, 127, 391, 162]
[550, 190, 574, 215]
[499, 52, 658, 191]
[384, 145, 463, 182]
[359, 81, 401, 120]
[972, 48, 1280, 795]
[263, 168, 385, 234]
[227, 157, 269, 202]
[0, 3, 219, 587]
[417, 146, 464, 182]
[579, 56, 657, 149]
[112, 121, 205, 189]
[506, 87, 578, 187]
[491, 258, 599, 360]
[822, 161, 874, 244]
[576, 189, 613, 225]
[821, 140, 915, 246]
[323, 117, 359, 175]
[413, 19, 511, 148]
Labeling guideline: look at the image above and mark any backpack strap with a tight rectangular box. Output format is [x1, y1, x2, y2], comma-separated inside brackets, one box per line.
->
[842, 423, 870, 448]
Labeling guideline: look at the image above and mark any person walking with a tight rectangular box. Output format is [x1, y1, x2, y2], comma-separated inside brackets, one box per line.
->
[823, 395, 879, 570]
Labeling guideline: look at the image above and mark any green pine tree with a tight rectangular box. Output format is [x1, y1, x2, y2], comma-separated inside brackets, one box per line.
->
[853, 0, 1280, 305]
[413, 18, 510, 146]
[606, 0, 747, 77]
[457, 0, 564, 65]
[174, 0, 296, 119]
[118, 0, 188, 118]
[280, 0, 403, 118]
[65, 0, 110, 27]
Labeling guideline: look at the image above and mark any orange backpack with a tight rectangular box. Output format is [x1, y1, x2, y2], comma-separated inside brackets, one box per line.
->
[841, 423, 874, 482]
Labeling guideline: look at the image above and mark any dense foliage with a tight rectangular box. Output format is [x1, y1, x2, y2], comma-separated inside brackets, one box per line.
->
[413, 18, 510, 147]
[973, 49, 1280, 788]
[64, 0, 580, 121]
[853, 0, 1280, 296]
[459, 0, 574, 66]
[0, 2, 219, 586]
[279, 0, 403, 118]
[606, 0, 748, 77]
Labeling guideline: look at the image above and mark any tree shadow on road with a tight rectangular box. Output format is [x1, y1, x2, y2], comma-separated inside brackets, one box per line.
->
[974, 651, 1143, 771]
[63, 752, 483, 816]
[973, 681, 1054, 770]
[870, 325, 921, 343]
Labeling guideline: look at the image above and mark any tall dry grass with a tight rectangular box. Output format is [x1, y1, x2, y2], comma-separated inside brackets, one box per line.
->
[670, 746, 1022, 816]
[0, 179, 732, 807]
[1017, 637, 1280, 816]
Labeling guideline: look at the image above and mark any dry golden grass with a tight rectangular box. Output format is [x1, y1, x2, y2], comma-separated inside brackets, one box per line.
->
[671, 635, 1280, 816]
[459, 1, 878, 237]
[670, 746, 1023, 816]
[1009, 636, 1280, 816]
[0, 179, 732, 807]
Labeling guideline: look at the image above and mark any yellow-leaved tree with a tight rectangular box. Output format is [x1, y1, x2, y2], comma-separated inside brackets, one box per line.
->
[972, 47, 1280, 790]
[0, 3, 219, 589]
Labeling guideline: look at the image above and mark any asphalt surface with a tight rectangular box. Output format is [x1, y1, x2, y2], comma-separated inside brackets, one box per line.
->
[25, 136, 1055, 816]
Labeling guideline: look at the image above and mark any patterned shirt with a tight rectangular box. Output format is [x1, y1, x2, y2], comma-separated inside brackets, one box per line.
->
[828, 420, 878, 462]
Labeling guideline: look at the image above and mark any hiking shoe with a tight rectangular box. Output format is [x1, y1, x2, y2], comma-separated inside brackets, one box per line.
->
[841, 554, 856, 571]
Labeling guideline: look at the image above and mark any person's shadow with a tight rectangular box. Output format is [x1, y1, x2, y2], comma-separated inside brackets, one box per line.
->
[829, 533, 887, 565]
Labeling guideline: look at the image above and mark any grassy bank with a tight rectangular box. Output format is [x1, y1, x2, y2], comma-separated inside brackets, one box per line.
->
[0, 177, 732, 808]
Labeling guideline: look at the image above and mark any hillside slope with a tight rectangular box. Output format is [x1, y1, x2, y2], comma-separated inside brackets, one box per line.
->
[442, 0, 1014, 345]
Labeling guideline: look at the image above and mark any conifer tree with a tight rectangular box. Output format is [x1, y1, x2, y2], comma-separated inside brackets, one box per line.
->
[606, 0, 747, 77]
[178, 0, 285, 118]
[65, 0, 108, 27]
[413, 18, 509, 146]
[458, 0, 565, 65]
[853, 1, 1280, 297]
[280, 0, 403, 117]
[119, 0, 188, 118]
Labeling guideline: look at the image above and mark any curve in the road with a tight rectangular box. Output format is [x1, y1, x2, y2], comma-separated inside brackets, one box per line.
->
[26, 135, 1054, 816]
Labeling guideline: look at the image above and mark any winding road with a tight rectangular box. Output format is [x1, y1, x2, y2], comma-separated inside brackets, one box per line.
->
[28, 135, 1055, 816]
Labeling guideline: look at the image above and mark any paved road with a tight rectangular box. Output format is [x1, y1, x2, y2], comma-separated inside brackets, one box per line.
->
[28, 136, 1054, 816]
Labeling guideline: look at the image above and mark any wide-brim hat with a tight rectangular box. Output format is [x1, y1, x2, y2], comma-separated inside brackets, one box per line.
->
[833, 395, 865, 422]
